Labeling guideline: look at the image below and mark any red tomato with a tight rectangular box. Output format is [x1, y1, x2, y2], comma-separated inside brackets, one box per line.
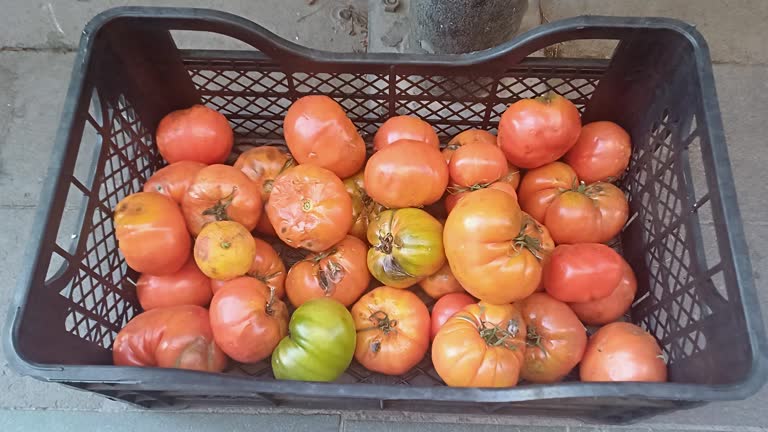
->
[182, 164, 262, 236]
[365, 139, 449, 208]
[114, 192, 191, 275]
[419, 263, 465, 299]
[442, 129, 497, 163]
[564, 121, 632, 183]
[445, 181, 518, 214]
[283, 95, 366, 179]
[569, 260, 637, 325]
[430, 292, 475, 340]
[580, 322, 667, 382]
[209, 277, 289, 363]
[351, 286, 430, 375]
[156, 105, 233, 164]
[448, 141, 508, 188]
[373, 115, 440, 152]
[211, 237, 287, 298]
[113, 305, 227, 372]
[497, 93, 581, 169]
[136, 258, 212, 310]
[543, 243, 624, 303]
[143, 161, 206, 204]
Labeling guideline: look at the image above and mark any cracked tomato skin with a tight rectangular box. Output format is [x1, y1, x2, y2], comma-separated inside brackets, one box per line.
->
[194, 221, 256, 281]
[432, 302, 527, 387]
[266, 164, 353, 252]
[286, 235, 370, 308]
[367, 208, 446, 289]
[210, 237, 286, 298]
[156, 104, 233, 165]
[113, 305, 227, 372]
[373, 115, 440, 152]
[580, 322, 667, 382]
[143, 161, 206, 204]
[351, 286, 430, 376]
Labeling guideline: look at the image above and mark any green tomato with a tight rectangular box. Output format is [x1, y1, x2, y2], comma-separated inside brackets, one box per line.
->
[272, 297, 356, 382]
[366, 208, 446, 288]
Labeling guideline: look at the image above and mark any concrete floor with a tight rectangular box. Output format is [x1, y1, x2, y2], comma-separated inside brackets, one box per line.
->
[1, 0, 767, 430]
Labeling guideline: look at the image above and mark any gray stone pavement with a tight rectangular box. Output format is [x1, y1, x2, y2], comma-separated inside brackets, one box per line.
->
[1, 1, 767, 431]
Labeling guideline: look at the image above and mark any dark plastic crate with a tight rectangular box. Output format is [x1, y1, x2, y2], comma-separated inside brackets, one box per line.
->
[4, 7, 767, 424]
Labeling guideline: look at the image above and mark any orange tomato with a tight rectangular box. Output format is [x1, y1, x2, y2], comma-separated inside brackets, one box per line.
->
[419, 263, 465, 299]
[448, 141, 508, 188]
[343, 171, 382, 241]
[373, 115, 440, 152]
[564, 121, 632, 183]
[442, 129, 497, 163]
[143, 161, 206, 204]
[193, 221, 255, 280]
[569, 259, 637, 325]
[580, 322, 667, 382]
[211, 237, 287, 298]
[445, 181, 518, 214]
[156, 104, 233, 164]
[136, 258, 212, 310]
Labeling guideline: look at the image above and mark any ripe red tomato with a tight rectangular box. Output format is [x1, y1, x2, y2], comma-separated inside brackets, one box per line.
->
[580, 322, 667, 382]
[286, 235, 370, 307]
[266, 164, 352, 252]
[543, 243, 625, 303]
[442, 129, 497, 163]
[156, 104, 233, 164]
[143, 161, 206, 204]
[182, 164, 262, 236]
[497, 93, 581, 169]
[211, 237, 287, 298]
[569, 259, 637, 325]
[429, 292, 475, 340]
[136, 258, 212, 310]
[209, 277, 289, 363]
[564, 121, 632, 183]
[518, 162, 629, 244]
[373, 115, 439, 152]
[445, 180, 518, 214]
[518, 293, 587, 383]
[432, 302, 526, 387]
[419, 263, 465, 299]
[113, 305, 227, 372]
[283, 95, 366, 178]
[365, 139, 449, 208]
[114, 192, 191, 275]
[351, 286, 430, 375]
[448, 141, 508, 188]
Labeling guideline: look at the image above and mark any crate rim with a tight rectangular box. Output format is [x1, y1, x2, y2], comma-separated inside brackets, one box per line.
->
[4, 6, 767, 405]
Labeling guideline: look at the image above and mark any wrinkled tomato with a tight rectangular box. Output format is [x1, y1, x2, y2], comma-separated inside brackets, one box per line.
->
[564, 121, 632, 183]
[430, 292, 475, 340]
[580, 322, 667, 382]
[136, 258, 212, 310]
[343, 171, 382, 241]
[156, 104, 233, 165]
[211, 237, 287, 298]
[569, 259, 637, 325]
[543, 243, 625, 303]
[143, 161, 206, 204]
[419, 263, 465, 299]
[373, 115, 440, 152]
[194, 221, 256, 281]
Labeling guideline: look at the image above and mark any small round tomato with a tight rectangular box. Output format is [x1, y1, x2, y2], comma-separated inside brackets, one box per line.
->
[343, 171, 382, 241]
[137, 258, 212, 310]
[564, 121, 632, 183]
[286, 235, 370, 307]
[442, 129, 497, 163]
[272, 298, 356, 382]
[445, 180, 518, 214]
[543, 243, 624, 303]
[419, 263, 465, 299]
[114, 192, 191, 275]
[367, 208, 445, 288]
[432, 302, 526, 387]
[113, 305, 227, 372]
[448, 141, 508, 188]
[143, 161, 206, 204]
[570, 260, 637, 325]
[373, 115, 439, 152]
[209, 277, 289, 363]
[351, 286, 430, 375]
[267, 164, 352, 252]
[194, 221, 256, 280]
[212, 237, 287, 298]
[283, 95, 366, 179]
[518, 162, 629, 244]
[430, 292, 475, 340]
[518, 293, 587, 383]
[365, 139, 449, 209]
[156, 104, 233, 164]
[580, 322, 667, 382]
[182, 164, 262, 236]
[497, 92, 581, 169]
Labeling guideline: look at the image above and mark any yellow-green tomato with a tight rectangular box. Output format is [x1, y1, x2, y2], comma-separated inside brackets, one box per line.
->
[366, 208, 446, 288]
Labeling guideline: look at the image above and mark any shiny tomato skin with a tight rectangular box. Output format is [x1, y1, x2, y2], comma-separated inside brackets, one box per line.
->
[419, 263, 465, 299]
[143, 161, 206, 204]
[448, 141, 508, 188]
[351, 286, 430, 375]
[570, 259, 637, 325]
[443, 129, 497, 163]
[430, 292, 475, 340]
[497, 93, 581, 169]
[580, 322, 667, 382]
[156, 104, 233, 164]
[518, 293, 587, 383]
[365, 139, 449, 209]
[114, 192, 191, 275]
[113, 305, 227, 372]
[543, 243, 624, 303]
[136, 258, 212, 310]
[373, 115, 440, 152]
[445, 181, 518, 214]
[564, 121, 632, 183]
[266, 164, 353, 252]
[286, 235, 370, 307]
[518, 161, 577, 223]
[194, 221, 256, 281]
[283, 95, 366, 178]
[209, 277, 289, 363]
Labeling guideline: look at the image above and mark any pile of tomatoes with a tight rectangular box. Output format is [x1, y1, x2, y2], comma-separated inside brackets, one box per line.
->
[111, 93, 667, 386]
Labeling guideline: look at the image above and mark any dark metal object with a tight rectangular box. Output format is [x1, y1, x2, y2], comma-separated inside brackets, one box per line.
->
[383, 0, 399, 13]
[4, 7, 767, 424]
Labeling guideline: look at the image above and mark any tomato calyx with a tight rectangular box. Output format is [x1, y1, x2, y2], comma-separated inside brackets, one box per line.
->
[374, 232, 395, 254]
[202, 187, 237, 221]
[478, 319, 521, 350]
[359, 311, 399, 352]
[318, 261, 344, 295]
[512, 220, 544, 260]
[446, 182, 492, 195]
[526, 325, 549, 357]
[535, 91, 558, 105]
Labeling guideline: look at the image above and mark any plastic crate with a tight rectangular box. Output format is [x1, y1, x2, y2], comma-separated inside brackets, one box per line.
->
[5, 7, 767, 424]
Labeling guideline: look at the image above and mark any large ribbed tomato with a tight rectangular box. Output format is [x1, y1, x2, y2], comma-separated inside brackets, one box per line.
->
[445, 180, 518, 214]
[156, 104, 233, 165]
[143, 161, 206, 204]
[373, 115, 439, 151]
